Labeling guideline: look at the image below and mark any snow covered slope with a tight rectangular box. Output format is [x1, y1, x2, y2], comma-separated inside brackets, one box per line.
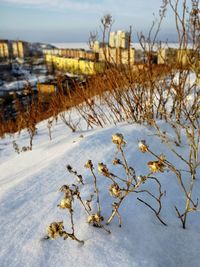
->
[0, 119, 200, 267]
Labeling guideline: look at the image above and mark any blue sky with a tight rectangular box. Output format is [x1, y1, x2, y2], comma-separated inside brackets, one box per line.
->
[0, 0, 184, 43]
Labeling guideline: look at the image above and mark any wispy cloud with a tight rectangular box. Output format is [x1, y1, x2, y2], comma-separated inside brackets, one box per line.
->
[1, 0, 103, 11]
[1, 0, 164, 18]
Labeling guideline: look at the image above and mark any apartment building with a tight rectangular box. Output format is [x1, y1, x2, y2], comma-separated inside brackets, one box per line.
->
[12, 41, 29, 58]
[109, 31, 130, 49]
[98, 46, 135, 65]
[43, 48, 99, 61]
[45, 54, 105, 75]
[0, 40, 10, 59]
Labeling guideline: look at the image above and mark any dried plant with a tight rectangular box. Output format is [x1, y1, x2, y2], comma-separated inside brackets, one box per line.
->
[46, 184, 84, 244]
[66, 164, 84, 185]
[12, 140, 20, 154]
[45, 133, 168, 247]
[45, 124, 197, 250]
[59, 111, 80, 133]
[98, 133, 167, 227]
[67, 164, 110, 234]
[81, 134, 166, 228]
[47, 119, 53, 141]
[138, 138, 199, 229]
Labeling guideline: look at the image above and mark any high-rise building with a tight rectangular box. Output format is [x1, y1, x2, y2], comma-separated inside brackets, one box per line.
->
[120, 31, 130, 49]
[109, 31, 130, 49]
[109, 32, 116, 48]
[0, 40, 10, 59]
[12, 41, 29, 58]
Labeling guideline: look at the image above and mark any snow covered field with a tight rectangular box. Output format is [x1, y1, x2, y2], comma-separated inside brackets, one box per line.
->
[0, 74, 54, 92]
[0, 114, 199, 267]
[52, 42, 89, 50]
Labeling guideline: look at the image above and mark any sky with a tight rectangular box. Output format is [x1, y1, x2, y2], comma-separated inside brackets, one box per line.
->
[0, 0, 190, 43]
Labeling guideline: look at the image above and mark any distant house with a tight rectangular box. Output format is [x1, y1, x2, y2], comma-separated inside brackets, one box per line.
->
[37, 82, 57, 94]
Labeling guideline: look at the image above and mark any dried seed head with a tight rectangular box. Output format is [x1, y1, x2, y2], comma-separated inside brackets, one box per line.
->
[147, 161, 165, 173]
[62, 232, 69, 240]
[59, 185, 71, 198]
[66, 165, 73, 173]
[60, 185, 69, 192]
[112, 133, 126, 147]
[112, 158, 121, 165]
[77, 175, 83, 184]
[87, 214, 94, 224]
[47, 221, 64, 240]
[87, 213, 104, 224]
[98, 162, 110, 176]
[138, 140, 148, 153]
[137, 175, 147, 183]
[109, 183, 121, 198]
[94, 213, 104, 223]
[58, 198, 72, 210]
[84, 160, 93, 169]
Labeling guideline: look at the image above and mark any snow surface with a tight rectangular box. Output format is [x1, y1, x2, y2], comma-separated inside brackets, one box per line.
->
[0, 75, 54, 91]
[52, 42, 189, 51]
[52, 42, 89, 50]
[0, 115, 200, 267]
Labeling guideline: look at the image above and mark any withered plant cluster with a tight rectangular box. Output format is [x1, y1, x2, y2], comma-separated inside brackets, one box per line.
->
[46, 127, 199, 245]
[46, 133, 169, 244]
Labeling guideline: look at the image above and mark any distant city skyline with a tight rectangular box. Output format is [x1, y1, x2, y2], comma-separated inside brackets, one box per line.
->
[0, 0, 191, 43]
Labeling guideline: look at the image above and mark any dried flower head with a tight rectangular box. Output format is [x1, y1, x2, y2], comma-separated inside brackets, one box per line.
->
[112, 133, 126, 147]
[138, 140, 149, 153]
[137, 175, 147, 183]
[60, 185, 69, 192]
[98, 162, 110, 176]
[59, 185, 71, 198]
[112, 158, 121, 165]
[84, 160, 93, 169]
[87, 213, 104, 225]
[148, 161, 165, 173]
[66, 165, 73, 173]
[77, 175, 83, 184]
[47, 221, 66, 240]
[87, 214, 94, 224]
[109, 183, 121, 198]
[58, 198, 72, 210]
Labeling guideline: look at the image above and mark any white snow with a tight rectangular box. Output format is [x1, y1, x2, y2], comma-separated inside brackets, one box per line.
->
[51, 42, 190, 51]
[0, 75, 54, 91]
[0, 112, 199, 267]
[52, 42, 89, 50]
